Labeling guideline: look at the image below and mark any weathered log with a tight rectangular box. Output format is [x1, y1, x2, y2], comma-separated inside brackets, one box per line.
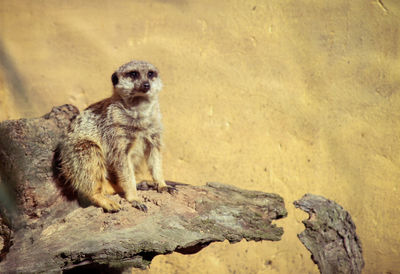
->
[0, 105, 287, 273]
[294, 194, 364, 274]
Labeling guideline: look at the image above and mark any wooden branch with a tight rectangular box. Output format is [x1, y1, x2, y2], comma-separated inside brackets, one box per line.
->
[294, 194, 364, 274]
[0, 105, 287, 273]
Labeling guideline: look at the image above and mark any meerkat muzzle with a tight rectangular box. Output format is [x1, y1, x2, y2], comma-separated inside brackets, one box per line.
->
[140, 81, 150, 93]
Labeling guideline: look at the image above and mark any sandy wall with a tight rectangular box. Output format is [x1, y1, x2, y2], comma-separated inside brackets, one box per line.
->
[0, 0, 399, 273]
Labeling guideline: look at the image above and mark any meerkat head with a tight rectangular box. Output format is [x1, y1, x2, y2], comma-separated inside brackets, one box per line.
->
[111, 60, 162, 104]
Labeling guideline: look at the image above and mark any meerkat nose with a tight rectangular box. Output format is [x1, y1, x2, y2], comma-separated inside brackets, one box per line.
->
[141, 81, 150, 93]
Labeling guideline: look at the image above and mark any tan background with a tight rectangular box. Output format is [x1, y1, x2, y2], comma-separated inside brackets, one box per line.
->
[1, 0, 399, 273]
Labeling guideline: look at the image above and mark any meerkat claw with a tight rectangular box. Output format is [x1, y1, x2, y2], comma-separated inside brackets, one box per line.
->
[167, 185, 177, 194]
[157, 185, 168, 193]
[157, 184, 177, 194]
[131, 201, 148, 212]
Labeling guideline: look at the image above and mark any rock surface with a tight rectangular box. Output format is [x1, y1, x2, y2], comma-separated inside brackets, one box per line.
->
[294, 194, 364, 274]
[0, 105, 287, 273]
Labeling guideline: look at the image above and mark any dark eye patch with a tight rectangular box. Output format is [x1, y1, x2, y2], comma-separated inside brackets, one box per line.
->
[148, 70, 157, 79]
[126, 70, 140, 79]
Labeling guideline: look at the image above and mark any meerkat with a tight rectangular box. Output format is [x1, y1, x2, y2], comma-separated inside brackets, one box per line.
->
[58, 60, 168, 212]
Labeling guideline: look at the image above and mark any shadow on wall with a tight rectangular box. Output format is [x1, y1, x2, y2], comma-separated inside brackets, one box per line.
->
[0, 38, 33, 117]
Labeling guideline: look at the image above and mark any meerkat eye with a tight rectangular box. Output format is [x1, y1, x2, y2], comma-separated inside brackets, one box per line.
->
[148, 71, 157, 79]
[126, 70, 140, 79]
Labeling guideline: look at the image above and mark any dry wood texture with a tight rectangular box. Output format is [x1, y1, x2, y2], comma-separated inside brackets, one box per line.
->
[0, 105, 287, 273]
[294, 194, 364, 274]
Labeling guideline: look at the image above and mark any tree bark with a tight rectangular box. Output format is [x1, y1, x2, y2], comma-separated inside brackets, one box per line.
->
[0, 105, 287, 273]
[294, 194, 364, 274]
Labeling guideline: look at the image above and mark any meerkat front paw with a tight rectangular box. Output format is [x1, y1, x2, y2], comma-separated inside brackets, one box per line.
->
[137, 180, 177, 194]
[137, 180, 156, 191]
[131, 200, 148, 212]
[157, 183, 168, 193]
[157, 181, 177, 194]
[125, 194, 148, 212]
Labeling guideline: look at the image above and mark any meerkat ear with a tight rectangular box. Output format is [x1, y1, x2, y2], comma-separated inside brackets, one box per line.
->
[111, 72, 119, 86]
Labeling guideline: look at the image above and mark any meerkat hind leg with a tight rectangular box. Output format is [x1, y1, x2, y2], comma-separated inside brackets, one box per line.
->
[72, 140, 121, 212]
[102, 179, 122, 195]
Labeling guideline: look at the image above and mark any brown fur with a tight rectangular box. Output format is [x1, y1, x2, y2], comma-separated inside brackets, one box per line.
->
[59, 60, 167, 212]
